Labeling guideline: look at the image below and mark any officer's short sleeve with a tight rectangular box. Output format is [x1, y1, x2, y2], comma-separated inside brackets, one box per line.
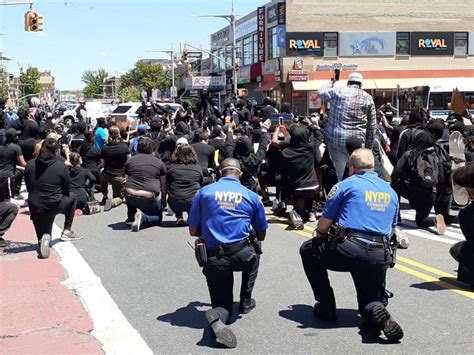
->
[187, 189, 203, 228]
[392, 198, 399, 227]
[322, 183, 344, 221]
[251, 196, 268, 232]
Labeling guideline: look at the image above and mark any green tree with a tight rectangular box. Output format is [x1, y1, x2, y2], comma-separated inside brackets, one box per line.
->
[19, 66, 40, 98]
[118, 85, 141, 102]
[81, 68, 108, 98]
[0, 65, 8, 99]
[120, 62, 171, 99]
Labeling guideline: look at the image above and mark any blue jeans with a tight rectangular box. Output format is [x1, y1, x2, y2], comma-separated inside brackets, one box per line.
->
[168, 196, 194, 216]
[327, 142, 350, 181]
[125, 193, 162, 228]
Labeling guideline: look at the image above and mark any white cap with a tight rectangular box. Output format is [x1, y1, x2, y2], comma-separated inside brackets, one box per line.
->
[347, 72, 363, 84]
[176, 137, 188, 145]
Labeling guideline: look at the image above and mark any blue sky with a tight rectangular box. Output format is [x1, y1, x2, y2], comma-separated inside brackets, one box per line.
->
[0, 0, 263, 90]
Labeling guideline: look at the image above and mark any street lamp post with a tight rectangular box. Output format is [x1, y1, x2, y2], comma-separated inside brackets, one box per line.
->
[193, 0, 238, 97]
[146, 44, 177, 100]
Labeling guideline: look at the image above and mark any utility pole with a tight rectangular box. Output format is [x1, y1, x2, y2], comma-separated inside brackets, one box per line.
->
[193, 0, 238, 97]
[146, 44, 177, 100]
[0, 1, 33, 6]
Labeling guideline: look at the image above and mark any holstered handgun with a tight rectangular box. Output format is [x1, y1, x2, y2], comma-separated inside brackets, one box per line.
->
[249, 228, 263, 255]
[389, 230, 399, 268]
[327, 223, 346, 250]
[195, 238, 207, 267]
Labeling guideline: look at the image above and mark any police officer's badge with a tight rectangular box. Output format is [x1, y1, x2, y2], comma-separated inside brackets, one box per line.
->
[327, 185, 339, 199]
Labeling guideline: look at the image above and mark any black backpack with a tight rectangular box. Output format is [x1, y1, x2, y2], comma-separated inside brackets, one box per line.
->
[409, 146, 440, 188]
[434, 142, 452, 186]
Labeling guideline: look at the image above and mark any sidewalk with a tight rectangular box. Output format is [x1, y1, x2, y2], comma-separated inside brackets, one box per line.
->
[0, 208, 103, 354]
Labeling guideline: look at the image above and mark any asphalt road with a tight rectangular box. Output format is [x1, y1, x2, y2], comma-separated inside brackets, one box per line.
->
[64, 199, 473, 353]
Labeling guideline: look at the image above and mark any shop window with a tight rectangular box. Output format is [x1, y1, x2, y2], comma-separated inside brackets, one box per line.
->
[454, 32, 468, 56]
[243, 36, 253, 66]
[396, 32, 410, 55]
[324, 32, 338, 57]
[268, 26, 279, 59]
[253, 34, 258, 63]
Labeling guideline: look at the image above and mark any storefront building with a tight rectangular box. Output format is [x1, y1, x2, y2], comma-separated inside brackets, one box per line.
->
[210, 0, 474, 113]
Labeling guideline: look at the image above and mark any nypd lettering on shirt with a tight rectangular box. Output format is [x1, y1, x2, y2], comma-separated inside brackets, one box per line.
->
[215, 191, 243, 211]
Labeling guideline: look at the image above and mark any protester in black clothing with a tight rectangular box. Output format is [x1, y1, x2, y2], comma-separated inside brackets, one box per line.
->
[278, 124, 323, 229]
[75, 102, 87, 123]
[396, 107, 427, 159]
[70, 122, 87, 152]
[18, 109, 45, 162]
[25, 138, 81, 259]
[391, 131, 445, 234]
[0, 174, 18, 247]
[68, 152, 96, 211]
[100, 126, 129, 211]
[259, 97, 278, 121]
[167, 144, 203, 226]
[449, 163, 474, 286]
[124, 138, 167, 231]
[192, 129, 216, 185]
[224, 124, 269, 192]
[235, 99, 251, 123]
[0, 129, 27, 199]
[79, 130, 101, 192]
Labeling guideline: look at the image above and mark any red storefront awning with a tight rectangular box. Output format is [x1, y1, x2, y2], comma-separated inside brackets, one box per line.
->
[255, 81, 279, 92]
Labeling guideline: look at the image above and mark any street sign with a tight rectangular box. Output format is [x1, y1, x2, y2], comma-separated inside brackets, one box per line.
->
[170, 86, 177, 98]
[186, 76, 226, 90]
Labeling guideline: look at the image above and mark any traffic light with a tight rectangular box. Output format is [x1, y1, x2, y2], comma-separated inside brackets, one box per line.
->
[24, 11, 43, 32]
[181, 48, 188, 62]
[235, 58, 241, 72]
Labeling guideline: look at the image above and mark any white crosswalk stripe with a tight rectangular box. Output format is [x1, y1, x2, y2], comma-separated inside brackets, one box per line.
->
[399, 209, 464, 245]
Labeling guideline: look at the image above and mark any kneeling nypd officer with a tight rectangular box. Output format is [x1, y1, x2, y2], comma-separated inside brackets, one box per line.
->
[300, 148, 403, 343]
[188, 158, 268, 348]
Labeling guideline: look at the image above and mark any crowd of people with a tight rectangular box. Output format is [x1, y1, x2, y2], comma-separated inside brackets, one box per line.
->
[0, 72, 473, 347]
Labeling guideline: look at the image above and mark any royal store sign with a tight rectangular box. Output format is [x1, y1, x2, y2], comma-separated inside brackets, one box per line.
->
[257, 7, 266, 62]
[410, 32, 454, 56]
[286, 32, 324, 56]
[288, 70, 309, 81]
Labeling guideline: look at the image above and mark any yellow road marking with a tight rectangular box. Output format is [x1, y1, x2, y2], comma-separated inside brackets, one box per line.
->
[395, 264, 474, 299]
[397, 256, 456, 278]
[271, 221, 474, 300]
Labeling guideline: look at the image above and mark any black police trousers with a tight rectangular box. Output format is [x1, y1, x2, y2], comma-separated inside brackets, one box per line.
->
[204, 244, 260, 322]
[300, 237, 391, 319]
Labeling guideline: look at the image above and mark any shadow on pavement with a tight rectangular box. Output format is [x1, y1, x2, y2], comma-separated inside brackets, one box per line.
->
[157, 301, 210, 329]
[108, 222, 132, 231]
[159, 221, 188, 228]
[1, 241, 37, 255]
[358, 321, 395, 345]
[410, 277, 474, 292]
[279, 304, 360, 329]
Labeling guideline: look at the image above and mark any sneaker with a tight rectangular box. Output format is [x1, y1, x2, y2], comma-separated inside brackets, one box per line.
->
[165, 206, 174, 216]
[39, 233, 52, 258]
[131, 212, 142, 232]
[205, 309, 237, 348]
[308, 212, 317, 222]
[239, 298, 256, 314]
[435, 214, 446, 235]
[175, 215, 185, 227]
[0, 238, 11, 248]
[289, 210, 304, 230]
[273, 202, 287, 217]
[60, 230, 82, 241]
[104, 198, 113, 212]
[313, 302, 337, 322]
[371, 304, 403, 343]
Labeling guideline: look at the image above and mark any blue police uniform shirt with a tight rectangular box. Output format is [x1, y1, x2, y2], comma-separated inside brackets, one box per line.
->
[188, 177, 268, 248]
[322, 171, 398, 239]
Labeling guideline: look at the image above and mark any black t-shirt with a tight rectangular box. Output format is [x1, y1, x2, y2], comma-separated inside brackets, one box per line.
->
[80, 143, 101, 171]
[0, 143, 22, 177]
[209, 138, 225, 152]
[20, 119, 43, 140]
[101, 142, 129, 176]
[125, 153, 167, 195]
[69, 166, 95, 191]
[192, 142, 215, 172]
[166, 163, 203, 199]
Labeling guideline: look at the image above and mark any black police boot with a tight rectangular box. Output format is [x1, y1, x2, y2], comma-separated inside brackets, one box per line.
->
[371, 304, 403, 343]
[239, 298, 256, 314]
[206, 309, 237, 348]
[313, 302, 337, 321]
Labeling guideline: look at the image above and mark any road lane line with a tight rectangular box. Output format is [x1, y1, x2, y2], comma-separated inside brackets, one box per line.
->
[395, 264, 474, 300]
[397, 256, 456, 278]
[399, 228, 458, 245]
[51, 224, 153, 354]
[271, 221, 473, 300]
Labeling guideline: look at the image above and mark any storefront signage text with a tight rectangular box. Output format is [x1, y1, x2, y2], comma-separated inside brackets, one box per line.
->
[286, 32, 324, 56]
[188, 76, 226, 90]
[288, 70, 309, 81]
[339, 32, 396, 56]
[257, 7, 266, 62]
[267, 3, 278, 23]
[235, 17, 257, 40]
[277, 2, 286, 25]
[316, 63, 358, 71]
[410, 32, 454, 56]
[418, 38, 447, 49]
[211, 27, 230, 46]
